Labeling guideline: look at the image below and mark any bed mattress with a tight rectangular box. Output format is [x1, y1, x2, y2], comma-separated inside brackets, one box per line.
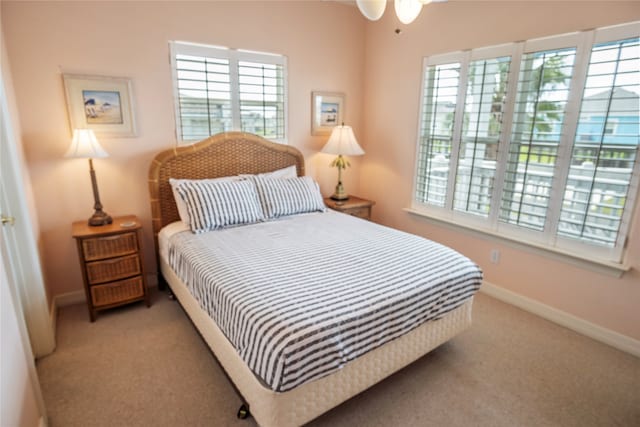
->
[162, 210, 482, 392]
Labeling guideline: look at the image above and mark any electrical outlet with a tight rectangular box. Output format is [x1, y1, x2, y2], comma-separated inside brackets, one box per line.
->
[490, 249, 500, 264]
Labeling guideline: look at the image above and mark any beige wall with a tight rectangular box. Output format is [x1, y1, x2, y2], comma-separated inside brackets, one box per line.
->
[360, 1, 640, 339]
[1, 1, 365, 301]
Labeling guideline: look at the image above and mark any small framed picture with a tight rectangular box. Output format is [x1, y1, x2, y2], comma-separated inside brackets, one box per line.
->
[311, 91, 345, 135]
[63, 74, 136, 137]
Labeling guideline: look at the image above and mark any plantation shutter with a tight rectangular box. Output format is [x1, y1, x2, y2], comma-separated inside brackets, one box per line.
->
[238, 58, 286, 139]
[453, 56, 511, 217]
[499, 47, 577, 231]
[558, 36, 640, 247]
[173, 48, 232, 141]
[415, 61, 461, 207]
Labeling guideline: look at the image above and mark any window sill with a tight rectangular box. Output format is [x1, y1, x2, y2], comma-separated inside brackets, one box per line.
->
[404, 207, 630, 278]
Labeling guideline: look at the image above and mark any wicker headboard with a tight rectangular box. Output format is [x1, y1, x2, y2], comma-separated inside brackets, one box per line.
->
[148, 132, 305, 253]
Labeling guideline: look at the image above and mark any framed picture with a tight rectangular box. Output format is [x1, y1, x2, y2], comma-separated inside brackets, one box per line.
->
[63, 74, 136, 137]
[311, 91, 344, 135]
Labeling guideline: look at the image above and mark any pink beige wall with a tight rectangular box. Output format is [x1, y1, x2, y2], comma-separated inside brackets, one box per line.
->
[359, 2, 640, 340]
[1, 1, 365, 303]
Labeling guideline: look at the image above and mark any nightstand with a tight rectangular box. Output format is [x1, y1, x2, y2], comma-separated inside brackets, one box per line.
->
[72, 215, 150, 321]
[324, 196, 375, 220]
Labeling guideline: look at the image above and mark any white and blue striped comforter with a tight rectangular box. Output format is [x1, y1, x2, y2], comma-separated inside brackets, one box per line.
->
[167, 211, 482, 392]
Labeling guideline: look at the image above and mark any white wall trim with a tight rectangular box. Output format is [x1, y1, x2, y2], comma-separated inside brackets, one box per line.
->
[49, 298, 57, 346]
[480, 281, 640, 358]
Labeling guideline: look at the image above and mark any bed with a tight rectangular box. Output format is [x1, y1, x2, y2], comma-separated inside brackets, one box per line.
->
[148, 132, 482, 427]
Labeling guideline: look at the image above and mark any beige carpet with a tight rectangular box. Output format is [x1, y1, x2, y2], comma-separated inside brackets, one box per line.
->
[37, 291, 640, 427]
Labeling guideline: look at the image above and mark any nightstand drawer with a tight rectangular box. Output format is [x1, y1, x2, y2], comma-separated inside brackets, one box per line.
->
[91, 276, 144, 307]
[348, 206, 371, 220]
[82, 232, 138, 261]
[86, 254, 141, 285]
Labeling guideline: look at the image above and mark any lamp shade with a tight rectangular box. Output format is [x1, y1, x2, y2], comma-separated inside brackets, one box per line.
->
[64, 129, 108, 159]
[321, 125, 364, 156]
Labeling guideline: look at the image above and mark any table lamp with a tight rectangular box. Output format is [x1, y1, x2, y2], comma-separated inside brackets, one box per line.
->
[65, 129, 112, 226]
[321, 124, 364, 201]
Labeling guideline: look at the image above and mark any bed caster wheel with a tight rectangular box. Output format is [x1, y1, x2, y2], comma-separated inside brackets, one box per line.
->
[237, 404, 250, 420]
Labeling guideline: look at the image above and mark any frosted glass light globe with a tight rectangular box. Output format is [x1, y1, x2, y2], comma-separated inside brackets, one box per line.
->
[356, 0, 386, 21]
[394, 0, 423, 24]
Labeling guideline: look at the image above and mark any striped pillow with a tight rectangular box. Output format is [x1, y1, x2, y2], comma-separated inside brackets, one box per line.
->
[169, 176, 241, 227]
[253, 176, 326, 219]
[175, 180, 265, 233]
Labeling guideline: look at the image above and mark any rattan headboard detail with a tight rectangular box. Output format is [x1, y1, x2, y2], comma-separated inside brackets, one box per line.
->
[148, 131, 305, 251]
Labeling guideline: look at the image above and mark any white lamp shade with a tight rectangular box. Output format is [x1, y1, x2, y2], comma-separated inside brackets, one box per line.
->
[321, 125, 365, 156]
[356, 0, 386, 21]
[395, 0, 423, 24]
[64, 129, 108, 159]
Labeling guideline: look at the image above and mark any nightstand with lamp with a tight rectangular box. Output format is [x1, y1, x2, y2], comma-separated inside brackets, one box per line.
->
[321, 124, 375, 219]
[67, 129, 150, 321]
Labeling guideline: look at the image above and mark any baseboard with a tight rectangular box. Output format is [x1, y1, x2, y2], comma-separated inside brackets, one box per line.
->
[480, 281, 640, 358]
[53, 290, 86, 308]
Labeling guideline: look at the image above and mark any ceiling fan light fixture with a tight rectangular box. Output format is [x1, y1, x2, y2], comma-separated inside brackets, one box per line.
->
[356, 0, 386, 21]
[394, 0, 423, 25]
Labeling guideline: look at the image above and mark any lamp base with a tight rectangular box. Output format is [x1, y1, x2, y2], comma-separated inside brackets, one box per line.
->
[88, 210, 113, 227]
[330, 193, 350, 201]
[330, 181, 349, 201]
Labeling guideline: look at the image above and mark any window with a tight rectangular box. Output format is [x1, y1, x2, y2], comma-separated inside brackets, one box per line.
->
[170, 41, 287, 143]
[413, 23, 639, 263]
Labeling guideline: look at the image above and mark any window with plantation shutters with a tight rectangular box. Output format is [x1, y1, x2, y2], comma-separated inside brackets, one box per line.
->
[412, 22, 639, 265]
[170, 41, 287, 143]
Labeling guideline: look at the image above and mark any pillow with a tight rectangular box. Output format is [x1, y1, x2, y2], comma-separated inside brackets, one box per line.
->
[170, 176, 241, 226]
[252, 176, 326, 219]
[240, 165, 298, 180]
[174, 179, 265, 233]
[260, 165, 297, 179]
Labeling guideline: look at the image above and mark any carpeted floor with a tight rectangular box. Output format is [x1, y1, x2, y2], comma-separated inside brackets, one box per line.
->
[37, 291, 640, 427]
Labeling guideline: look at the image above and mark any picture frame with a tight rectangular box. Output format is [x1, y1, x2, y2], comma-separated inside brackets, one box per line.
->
[311, 91, 345, 135]
[63, 74, 136, 137]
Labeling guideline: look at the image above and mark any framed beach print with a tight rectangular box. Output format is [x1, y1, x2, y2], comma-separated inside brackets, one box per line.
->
[63, 74, 136, 137]
[311, 92, 344, 135]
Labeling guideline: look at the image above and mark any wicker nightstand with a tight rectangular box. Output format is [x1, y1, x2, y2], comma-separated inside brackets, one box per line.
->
[72, 215, 150, 321]
[324, 196, 375, 220]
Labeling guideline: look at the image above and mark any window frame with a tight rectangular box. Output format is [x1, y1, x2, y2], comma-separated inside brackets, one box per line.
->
[411, 22, 639, 265]
[169, 41, 288, 144]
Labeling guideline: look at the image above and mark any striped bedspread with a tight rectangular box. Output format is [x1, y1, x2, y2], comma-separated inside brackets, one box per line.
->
[167, 211, 482, 392]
